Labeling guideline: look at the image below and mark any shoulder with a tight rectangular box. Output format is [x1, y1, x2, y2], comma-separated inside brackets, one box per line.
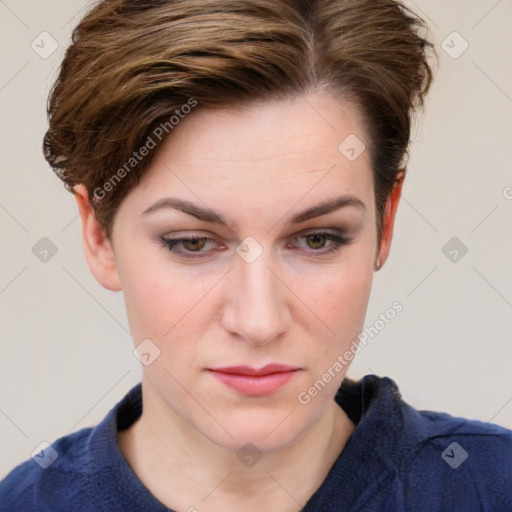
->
[0, 427, 96, 512]
[0, 384, 142, 512]
[390, 388, 512, 510]
[400, 408, 512, 507]
[335, 375, 512, 511]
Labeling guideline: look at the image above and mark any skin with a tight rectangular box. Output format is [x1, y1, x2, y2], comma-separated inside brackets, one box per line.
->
[74, 91, 403, 512]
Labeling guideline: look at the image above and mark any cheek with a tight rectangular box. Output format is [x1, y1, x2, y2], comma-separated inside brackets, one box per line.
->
[119, 253, 200, 343]
[296, 257, 374, 340]
[333, 269, 372, 326]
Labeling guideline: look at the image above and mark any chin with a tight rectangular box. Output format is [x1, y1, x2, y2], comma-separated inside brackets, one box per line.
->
[199, 407, 316, 454]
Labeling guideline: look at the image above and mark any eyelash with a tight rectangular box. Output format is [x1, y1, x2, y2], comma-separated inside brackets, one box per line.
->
[158, 231, 350, 260]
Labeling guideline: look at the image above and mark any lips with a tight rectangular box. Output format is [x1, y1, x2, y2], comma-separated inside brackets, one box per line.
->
[212, 364, 299, 376]
[208, 364, 300, 396]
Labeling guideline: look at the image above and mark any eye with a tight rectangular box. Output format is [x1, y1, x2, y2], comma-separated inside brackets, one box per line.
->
[159, 236, 215, 259]
[159, 230, 351, 260]
[289, 231, 350, 255]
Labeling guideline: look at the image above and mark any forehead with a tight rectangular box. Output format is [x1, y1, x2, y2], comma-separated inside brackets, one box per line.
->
[156, 94, 367, 164]
[129, 93, 374, 218]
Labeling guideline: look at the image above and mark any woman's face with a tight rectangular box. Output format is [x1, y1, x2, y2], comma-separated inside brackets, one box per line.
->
[107, 92, 379, 451]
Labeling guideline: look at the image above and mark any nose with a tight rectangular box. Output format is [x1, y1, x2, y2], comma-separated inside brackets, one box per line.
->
[222, 249, 291, 346]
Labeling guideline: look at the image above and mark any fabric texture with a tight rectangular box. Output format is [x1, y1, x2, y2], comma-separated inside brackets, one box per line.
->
[1, 375, 511, 511]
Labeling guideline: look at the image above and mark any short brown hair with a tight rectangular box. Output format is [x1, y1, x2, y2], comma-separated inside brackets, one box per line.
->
[44, 0, 436, 241]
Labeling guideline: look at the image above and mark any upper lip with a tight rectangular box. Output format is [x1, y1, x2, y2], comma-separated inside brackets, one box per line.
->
[209, 364, 300, 376]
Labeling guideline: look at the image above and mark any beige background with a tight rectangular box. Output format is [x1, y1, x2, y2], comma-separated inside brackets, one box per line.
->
[1, 0, 511, 478]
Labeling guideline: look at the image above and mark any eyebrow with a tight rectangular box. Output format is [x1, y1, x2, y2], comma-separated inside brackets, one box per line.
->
[142, 194, 365, 229]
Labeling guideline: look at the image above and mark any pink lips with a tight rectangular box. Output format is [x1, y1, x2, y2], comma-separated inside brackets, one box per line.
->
[208, 364, 299, 396]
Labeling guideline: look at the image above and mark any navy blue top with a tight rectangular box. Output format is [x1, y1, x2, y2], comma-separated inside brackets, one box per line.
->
[1, 375, 511, 511]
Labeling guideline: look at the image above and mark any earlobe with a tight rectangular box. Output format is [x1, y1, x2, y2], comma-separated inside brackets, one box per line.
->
[73, 185, 122, 291]
[375, 170, 405, 271]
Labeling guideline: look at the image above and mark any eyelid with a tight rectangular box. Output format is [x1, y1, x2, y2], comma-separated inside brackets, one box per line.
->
[160, 227, 350, 241]
[294, 227, 350, 239]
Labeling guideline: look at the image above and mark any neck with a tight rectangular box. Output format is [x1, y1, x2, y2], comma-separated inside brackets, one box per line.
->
[119, 380, 355, 512]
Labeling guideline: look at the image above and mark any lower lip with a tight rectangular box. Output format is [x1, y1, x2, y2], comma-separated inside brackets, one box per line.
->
[209, 370, 297, 396]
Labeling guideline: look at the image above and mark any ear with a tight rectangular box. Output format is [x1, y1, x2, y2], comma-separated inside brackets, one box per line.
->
[73, 184, 122, 291]
[375, 170, 405, 271]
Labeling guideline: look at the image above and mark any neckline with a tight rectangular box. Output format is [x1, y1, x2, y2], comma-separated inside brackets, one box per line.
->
[86, 375, 405, 511]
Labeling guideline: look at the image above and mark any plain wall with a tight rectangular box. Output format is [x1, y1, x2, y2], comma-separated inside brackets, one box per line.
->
[1, 0, 511, 478]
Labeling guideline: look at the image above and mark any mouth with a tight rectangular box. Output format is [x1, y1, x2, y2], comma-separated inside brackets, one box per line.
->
[208, 364, 300, 396]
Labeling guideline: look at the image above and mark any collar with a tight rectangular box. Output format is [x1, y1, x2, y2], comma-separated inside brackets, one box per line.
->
[85, 375, 422, 511]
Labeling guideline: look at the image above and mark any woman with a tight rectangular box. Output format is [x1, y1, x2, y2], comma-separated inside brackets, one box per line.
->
[1, 0, 510, 510]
